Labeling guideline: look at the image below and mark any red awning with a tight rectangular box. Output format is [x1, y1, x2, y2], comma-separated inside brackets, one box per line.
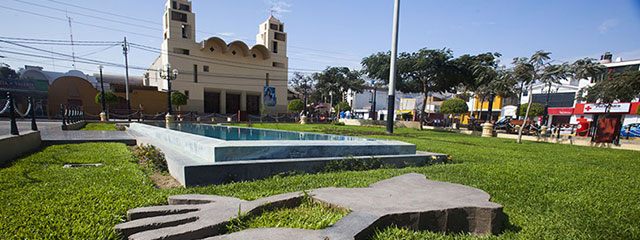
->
[548, 107, 574, 115]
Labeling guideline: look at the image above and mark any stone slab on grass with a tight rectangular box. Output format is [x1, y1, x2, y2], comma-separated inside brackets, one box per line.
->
[114, 173, 504, 239]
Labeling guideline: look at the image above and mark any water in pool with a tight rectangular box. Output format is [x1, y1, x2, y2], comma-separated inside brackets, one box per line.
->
[145, 122, 372, 141]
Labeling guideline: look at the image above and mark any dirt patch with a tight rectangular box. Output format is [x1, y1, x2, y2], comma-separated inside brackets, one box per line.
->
[149, 172, 182, 189]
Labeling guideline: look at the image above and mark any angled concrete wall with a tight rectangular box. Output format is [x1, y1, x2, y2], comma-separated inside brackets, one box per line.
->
[0, 131, 41, 166]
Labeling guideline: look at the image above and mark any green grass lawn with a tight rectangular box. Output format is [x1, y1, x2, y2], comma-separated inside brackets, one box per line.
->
[1, 123, 639, 239]
[80, 123, 120, 131]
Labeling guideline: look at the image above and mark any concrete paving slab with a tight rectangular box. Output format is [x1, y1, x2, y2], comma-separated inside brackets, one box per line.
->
[114, 173, 504, 240]
[1, 120, 136, 145]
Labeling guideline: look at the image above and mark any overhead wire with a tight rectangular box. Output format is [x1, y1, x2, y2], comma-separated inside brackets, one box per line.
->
[38, 0, 364, 61]
[1, 47, 291, 82]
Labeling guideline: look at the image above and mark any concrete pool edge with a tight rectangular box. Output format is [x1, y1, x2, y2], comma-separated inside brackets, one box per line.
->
[128, 123, 449, 186]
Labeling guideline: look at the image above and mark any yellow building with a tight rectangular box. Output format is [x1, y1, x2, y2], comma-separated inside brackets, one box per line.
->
[460, 96, 504, 124]
[145, 0, 289, 115]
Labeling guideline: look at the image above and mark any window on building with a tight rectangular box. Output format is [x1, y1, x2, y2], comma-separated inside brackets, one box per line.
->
[193, 64, 198, 83]
[203, 65, 209, 72]
[272, 62, 285, 68]
[179, 4, 190, 12]
[181, 24, 190, 39]
[171, 11, 187, 22]
[270, 23, 279, 30]
[274, 32, 286, 41]
[172, 1, 177, 9]
[184, 90, 189, 98]
[266, 73, 269, 86]
[174, 48, 190, 55]
[272, 41, 278, 53]
[279, 24, 284, 31]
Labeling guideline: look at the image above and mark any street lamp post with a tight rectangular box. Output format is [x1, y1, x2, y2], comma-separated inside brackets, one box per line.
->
[386, 0, 401, 134]
[158, 63, 179, 123]
[98, 65, 107, 122]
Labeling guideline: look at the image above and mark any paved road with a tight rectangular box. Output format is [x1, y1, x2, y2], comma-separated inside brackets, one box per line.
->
[0, 119, 61, 137]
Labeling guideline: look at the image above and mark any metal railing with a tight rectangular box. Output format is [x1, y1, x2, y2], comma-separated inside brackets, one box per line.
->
[60, 104, 84, 126]
[2, 92, 38, 135]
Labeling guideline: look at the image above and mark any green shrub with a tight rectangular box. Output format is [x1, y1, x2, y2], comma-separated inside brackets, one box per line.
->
[95, 91, 119, 105]
[134, 144, 167, 172]
[439, 98, 469, 115]
[322, 156, 386, 172]
[288, 99, 304, 112]
[331, 120, 345, 126]
[518, 102, 546, 117]
[333, 102, 351, 112]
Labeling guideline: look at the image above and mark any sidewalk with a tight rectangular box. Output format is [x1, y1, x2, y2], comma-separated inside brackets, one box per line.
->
[1, 119, 136, 145]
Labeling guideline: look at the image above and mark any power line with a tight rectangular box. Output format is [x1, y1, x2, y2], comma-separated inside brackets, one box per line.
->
[13, 0, 162, 34]
[45, 0, 158, 25]
[0, 49, 292, 82]
[1, 6, 158, 39]
[128, 42, 321, 73]
[38, 0, 364, 60]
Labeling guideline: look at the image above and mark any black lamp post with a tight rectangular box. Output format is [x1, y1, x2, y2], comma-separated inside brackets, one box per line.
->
[158, 63, 178, 117]
[98, 65, 106, 121]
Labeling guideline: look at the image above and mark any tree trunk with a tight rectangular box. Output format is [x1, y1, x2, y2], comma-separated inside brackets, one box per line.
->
[487, 93, 494, 123]
[516, 81, 524, 120]
[420, 90, 428, 131]
[479, 97, 485, 121]
[517, 75, 535, 144]
[544, 82, 551, 126]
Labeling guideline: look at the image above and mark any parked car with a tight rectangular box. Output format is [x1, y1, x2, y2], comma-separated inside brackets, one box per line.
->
[620, 123, 640, 138]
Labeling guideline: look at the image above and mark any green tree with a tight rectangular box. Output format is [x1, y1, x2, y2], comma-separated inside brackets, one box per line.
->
[361, 51, 414, 96]
[171, 91, 188, 113]
[313, 67, 364, 105]
[472, 52, 503, 122]
[539, 63, 572, 123]
[289, 72, 314, 115]
[577, 70, 640, 105]
[440, 98, 468, 115]
[518, 103, 545, 118]
[95, 91, 119, 116]
[0, 65, 19, 79]
[571, 57, 605, 83]
[333, 102, 351, 113]
[288, 99, 304, 112]
[512, 57, 535, 120]
[399, 48, 458, 130]
[518, 50, 552, 144]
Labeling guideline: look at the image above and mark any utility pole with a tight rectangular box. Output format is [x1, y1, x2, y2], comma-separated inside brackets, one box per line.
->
[122, 37, 132, 122]
[386, 0, 400, 134]
[67, 14, 76, 70]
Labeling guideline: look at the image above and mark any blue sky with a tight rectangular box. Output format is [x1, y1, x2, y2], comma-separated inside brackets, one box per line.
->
[1, 0, 639, 78]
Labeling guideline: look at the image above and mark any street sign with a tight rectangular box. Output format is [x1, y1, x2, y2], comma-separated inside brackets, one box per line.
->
[583, 103, 630, 114]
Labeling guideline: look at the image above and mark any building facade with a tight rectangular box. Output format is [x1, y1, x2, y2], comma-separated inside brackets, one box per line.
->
[145, 0, 289, 115]
[513, 52, 640, 127]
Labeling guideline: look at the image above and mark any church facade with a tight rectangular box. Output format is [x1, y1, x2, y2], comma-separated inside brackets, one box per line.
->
[145, 0, 289, 115]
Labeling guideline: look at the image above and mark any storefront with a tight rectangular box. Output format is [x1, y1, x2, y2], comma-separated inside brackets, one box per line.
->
[573, 102, 640, 125]
[547, 107, 574, 127]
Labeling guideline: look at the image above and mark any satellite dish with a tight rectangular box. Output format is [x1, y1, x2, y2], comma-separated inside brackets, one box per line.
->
[615, 57, 623, 62]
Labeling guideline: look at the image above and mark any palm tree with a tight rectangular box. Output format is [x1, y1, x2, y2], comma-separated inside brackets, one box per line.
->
[472, 52, 502, 122]
[512, 57, 534, 120]
[572, 58, 605, 83]
[517, 50, 551, 144]
[539, 62, 572, 125]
